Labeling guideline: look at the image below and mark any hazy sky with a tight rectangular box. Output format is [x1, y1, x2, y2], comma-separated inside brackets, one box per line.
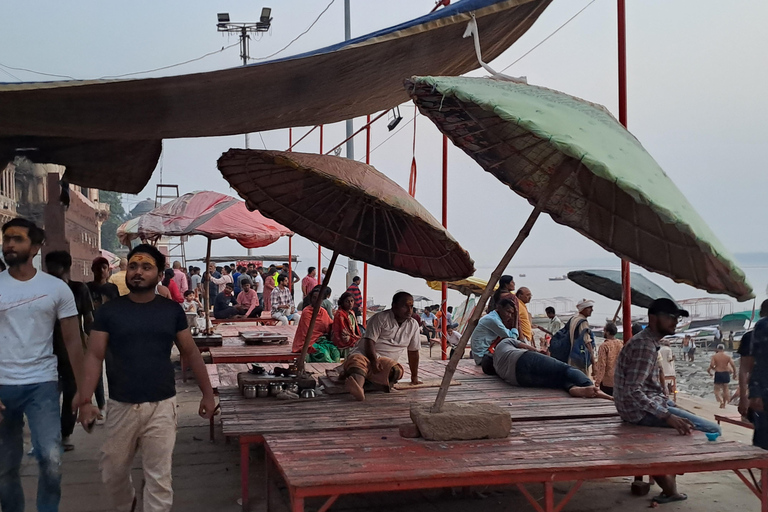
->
[3, 0, 766, 319]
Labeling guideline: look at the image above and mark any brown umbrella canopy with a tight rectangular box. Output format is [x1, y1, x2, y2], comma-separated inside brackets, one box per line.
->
[217, 149, 474, 282]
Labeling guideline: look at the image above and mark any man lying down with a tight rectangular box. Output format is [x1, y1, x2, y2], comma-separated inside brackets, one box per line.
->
[485, 336, 613, 400]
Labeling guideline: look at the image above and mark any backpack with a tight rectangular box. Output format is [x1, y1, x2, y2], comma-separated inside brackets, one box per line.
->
[549, 318, 593, 366]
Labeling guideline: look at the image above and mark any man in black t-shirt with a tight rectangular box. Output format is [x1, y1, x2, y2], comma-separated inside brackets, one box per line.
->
[77, 244, 215, 512]
[45, 250, 94, 452]
[738, 300, 768, 449]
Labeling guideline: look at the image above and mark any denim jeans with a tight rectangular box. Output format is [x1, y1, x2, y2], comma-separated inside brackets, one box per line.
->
[0, 381, 63, 512]
[637, 399, 722, 434]
[515, 351, 593, 390]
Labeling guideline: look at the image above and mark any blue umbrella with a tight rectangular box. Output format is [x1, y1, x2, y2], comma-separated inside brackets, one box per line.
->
[567, 270, 676, 310]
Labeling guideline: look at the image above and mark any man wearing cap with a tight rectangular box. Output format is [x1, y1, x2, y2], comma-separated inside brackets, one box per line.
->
[614, 298, 720, 505]
[568, 299, 596, 374]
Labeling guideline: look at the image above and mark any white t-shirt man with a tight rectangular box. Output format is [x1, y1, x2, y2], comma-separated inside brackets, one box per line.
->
[0, 270, 78, 385]
[253, 273, 264, 294]
[351, 309, 420, 361]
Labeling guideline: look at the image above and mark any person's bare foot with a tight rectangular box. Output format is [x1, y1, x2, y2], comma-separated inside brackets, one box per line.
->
[345, 376, 366, 401]
[569, 386, 597, 398]
[595, 388, 614, 401]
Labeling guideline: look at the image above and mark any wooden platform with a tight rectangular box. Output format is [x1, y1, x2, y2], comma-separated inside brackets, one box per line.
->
[716, 413, 754, 430]
[264, 418, 768, 512]
[217, 359, 620, 511]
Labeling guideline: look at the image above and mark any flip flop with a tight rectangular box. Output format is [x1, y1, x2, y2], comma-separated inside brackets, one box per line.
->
[62, 443, 75, 452]
[652, 493, 688, 504]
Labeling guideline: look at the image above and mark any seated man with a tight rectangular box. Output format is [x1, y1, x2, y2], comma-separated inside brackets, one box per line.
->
[493, 337, 612, 399]
[235, 280, 263, 318]
[614, 298, 720, 505]
[213, 283, 239, 319]
[270, 273, 300, 325]
[291, 286, 335, 362]
[470, 298, 519, 367]
[420, 306, 437, 343]
[342, 292, 421, 401]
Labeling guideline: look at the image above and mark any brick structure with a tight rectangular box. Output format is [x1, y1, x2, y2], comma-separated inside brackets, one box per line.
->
[42, 171, 110, 282]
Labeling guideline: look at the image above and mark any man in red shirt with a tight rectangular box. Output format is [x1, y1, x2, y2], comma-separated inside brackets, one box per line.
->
[301, 267, 318, 299]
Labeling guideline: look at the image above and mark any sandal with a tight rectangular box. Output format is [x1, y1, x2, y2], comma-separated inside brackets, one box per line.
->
[652, 493, 688, 504]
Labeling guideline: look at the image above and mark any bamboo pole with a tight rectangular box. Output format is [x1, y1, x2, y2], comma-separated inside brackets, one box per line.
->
[297, 250, 339, 372]
[431, 167, 573, 413]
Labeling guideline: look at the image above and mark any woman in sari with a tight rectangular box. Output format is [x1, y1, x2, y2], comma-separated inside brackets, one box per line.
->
[292, 286, 337, 362]
[332, 291, 361, 349]
[262, 267, 276, 312]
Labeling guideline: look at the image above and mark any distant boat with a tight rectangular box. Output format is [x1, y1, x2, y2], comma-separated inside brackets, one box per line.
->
[519, 273, 526, 277]
[548, 275, 567, 281]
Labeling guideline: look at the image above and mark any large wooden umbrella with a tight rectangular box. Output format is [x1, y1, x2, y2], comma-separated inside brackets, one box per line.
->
[218, 149, 475, 370]
[406, 75, 753, 412]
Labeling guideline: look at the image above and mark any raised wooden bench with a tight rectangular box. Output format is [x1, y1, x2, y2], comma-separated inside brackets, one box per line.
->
[716, 413, 754, 429]
[209, 345, 299, 364]
[219, 359, 620, 511]
[264, 418, 768, 512]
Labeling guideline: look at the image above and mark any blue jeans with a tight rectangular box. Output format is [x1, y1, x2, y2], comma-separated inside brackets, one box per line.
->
[0, 382, 63, 512]
[637, 399, 721, 434]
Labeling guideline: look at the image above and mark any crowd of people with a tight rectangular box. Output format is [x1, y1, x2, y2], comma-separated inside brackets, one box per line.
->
[3, 216, 768, 511]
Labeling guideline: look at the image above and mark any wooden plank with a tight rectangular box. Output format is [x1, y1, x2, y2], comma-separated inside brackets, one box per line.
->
[263, 420, 768, 493]
[716, 414, 754, 430]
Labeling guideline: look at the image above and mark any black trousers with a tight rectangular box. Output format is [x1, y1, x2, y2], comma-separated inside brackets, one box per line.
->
[58, 361, 77, 438]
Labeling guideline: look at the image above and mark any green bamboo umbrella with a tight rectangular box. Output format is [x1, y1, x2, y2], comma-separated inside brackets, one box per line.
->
[406, 76, 753, 412]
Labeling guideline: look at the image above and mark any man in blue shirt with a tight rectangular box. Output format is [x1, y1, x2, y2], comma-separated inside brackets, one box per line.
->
[470, 298, 518, 366]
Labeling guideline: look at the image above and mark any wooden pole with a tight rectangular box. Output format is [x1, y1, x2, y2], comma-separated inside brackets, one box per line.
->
[362, 114, 371, 327]
[431, 167, 573, 413]
[203, 238, 213, 334]
[441, 134, 448, 360]
[297, 250, 339, 372]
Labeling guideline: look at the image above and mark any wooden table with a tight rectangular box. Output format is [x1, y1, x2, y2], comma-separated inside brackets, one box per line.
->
[264, 417, 768, 512]
[208, 324, 299, 364]
[217, 359, 619, 510]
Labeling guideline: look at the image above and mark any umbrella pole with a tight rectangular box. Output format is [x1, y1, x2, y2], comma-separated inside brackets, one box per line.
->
[203, 238, 213, 334]
[612, 300, 622, 324]
[297, 250, 340, 372]
[431, 168, 572, 413]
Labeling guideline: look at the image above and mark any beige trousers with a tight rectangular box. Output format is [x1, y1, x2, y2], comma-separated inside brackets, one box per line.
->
[100, 397, 177, 512]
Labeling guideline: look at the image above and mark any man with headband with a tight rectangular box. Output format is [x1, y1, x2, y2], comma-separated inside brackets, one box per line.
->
[76, 244, 216, 512]
[0, 218, 85, 512]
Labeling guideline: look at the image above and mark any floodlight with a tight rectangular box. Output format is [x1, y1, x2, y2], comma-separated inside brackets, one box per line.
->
[260, 8, 272, 23]
[218, 13, 230, 23]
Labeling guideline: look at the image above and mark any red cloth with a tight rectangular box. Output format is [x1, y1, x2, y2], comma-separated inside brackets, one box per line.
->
[332, 310, 361, 349]
[167, 279, 183, 303]
[291, 306, 333, 354]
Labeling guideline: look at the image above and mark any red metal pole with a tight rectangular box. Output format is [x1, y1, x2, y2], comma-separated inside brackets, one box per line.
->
[362, 114, 371, 327]
[441, 135, 449, 360]
[618, 0, 632, 342]
[318, 125, 323, 274]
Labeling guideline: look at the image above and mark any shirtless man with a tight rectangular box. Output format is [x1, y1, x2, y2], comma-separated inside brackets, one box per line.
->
[708, 344, 736, 408]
